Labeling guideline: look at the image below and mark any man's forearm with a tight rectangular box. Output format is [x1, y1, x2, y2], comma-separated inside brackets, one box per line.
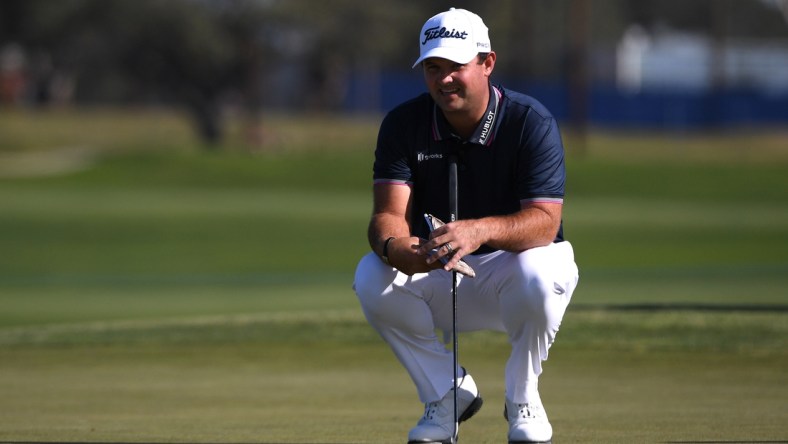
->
[368, 212, 412, 257]
[478, 206, 560, 252]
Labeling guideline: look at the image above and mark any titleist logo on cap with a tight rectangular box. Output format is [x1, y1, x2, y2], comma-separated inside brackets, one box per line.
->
[411, 8, 491, 68]
[422, 26, 468, 45]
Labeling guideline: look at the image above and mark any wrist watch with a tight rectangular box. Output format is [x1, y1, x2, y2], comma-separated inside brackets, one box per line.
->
[382, 237, 396, 265]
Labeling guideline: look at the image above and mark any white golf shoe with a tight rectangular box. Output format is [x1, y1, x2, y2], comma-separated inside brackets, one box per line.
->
[504, 397, 553, 443]
[407, 370, 483, 444]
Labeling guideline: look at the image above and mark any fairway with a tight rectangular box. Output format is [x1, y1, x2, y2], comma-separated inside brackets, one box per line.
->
[1, 314, 786, 443]
[1, 110, 787, 443]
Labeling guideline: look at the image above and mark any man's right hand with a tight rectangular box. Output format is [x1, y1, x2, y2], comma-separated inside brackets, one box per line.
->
[386, 236, 444, 275]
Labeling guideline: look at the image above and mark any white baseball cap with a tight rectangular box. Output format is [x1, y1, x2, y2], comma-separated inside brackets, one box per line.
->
[412, 7, 491, 68]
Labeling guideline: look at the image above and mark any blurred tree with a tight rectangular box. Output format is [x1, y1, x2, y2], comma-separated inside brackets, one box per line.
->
[0, 0, 270, 147]
[0, 0, 429, 145]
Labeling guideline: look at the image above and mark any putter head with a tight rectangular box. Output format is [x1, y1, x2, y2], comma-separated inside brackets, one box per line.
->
[423, 214, 476, 278]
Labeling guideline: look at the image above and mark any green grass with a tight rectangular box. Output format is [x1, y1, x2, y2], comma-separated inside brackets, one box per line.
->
[1, 108, 787, 443]
[1, 317, 785, 443]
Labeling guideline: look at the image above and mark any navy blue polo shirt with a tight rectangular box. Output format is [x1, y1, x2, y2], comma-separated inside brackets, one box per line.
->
[373, 84, 566, 254]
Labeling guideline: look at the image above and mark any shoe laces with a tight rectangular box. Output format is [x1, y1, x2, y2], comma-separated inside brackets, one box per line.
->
[420, 400, 443, 421]
[420, 373, 465, 422]
[514, 402, 544, 419]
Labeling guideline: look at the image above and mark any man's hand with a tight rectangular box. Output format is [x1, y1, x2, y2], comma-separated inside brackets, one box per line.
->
[386, 236, 445, 276]
[417, 203, 564, 269]
[417, 215, 479, 277]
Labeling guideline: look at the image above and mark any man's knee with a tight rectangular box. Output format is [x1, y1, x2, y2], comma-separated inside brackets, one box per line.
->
[501, 246, 574, 319]
[354, 252, 397, 317]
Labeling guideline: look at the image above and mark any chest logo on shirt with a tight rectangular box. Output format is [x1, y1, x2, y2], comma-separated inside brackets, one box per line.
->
[417, 152, 443, 163]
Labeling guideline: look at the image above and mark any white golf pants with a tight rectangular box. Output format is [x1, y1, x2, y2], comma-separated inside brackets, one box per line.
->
[353, 241, 579, 405]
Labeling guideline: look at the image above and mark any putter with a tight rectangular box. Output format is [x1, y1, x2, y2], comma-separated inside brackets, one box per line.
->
[448, 154, 459, 444]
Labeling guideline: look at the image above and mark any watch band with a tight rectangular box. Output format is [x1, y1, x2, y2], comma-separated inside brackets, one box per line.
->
[382, 236, 396, 265]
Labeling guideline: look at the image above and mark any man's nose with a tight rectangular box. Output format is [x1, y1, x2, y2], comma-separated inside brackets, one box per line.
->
[437, 70, 453, 84]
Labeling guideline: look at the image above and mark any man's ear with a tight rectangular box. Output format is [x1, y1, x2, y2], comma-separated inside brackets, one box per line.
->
[484, 51, 497, 76]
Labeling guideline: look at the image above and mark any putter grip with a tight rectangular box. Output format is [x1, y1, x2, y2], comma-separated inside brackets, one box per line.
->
[448, 155, 458, 222]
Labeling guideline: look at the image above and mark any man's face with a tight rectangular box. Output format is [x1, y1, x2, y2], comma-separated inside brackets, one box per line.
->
[422, 54, 495, 117]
